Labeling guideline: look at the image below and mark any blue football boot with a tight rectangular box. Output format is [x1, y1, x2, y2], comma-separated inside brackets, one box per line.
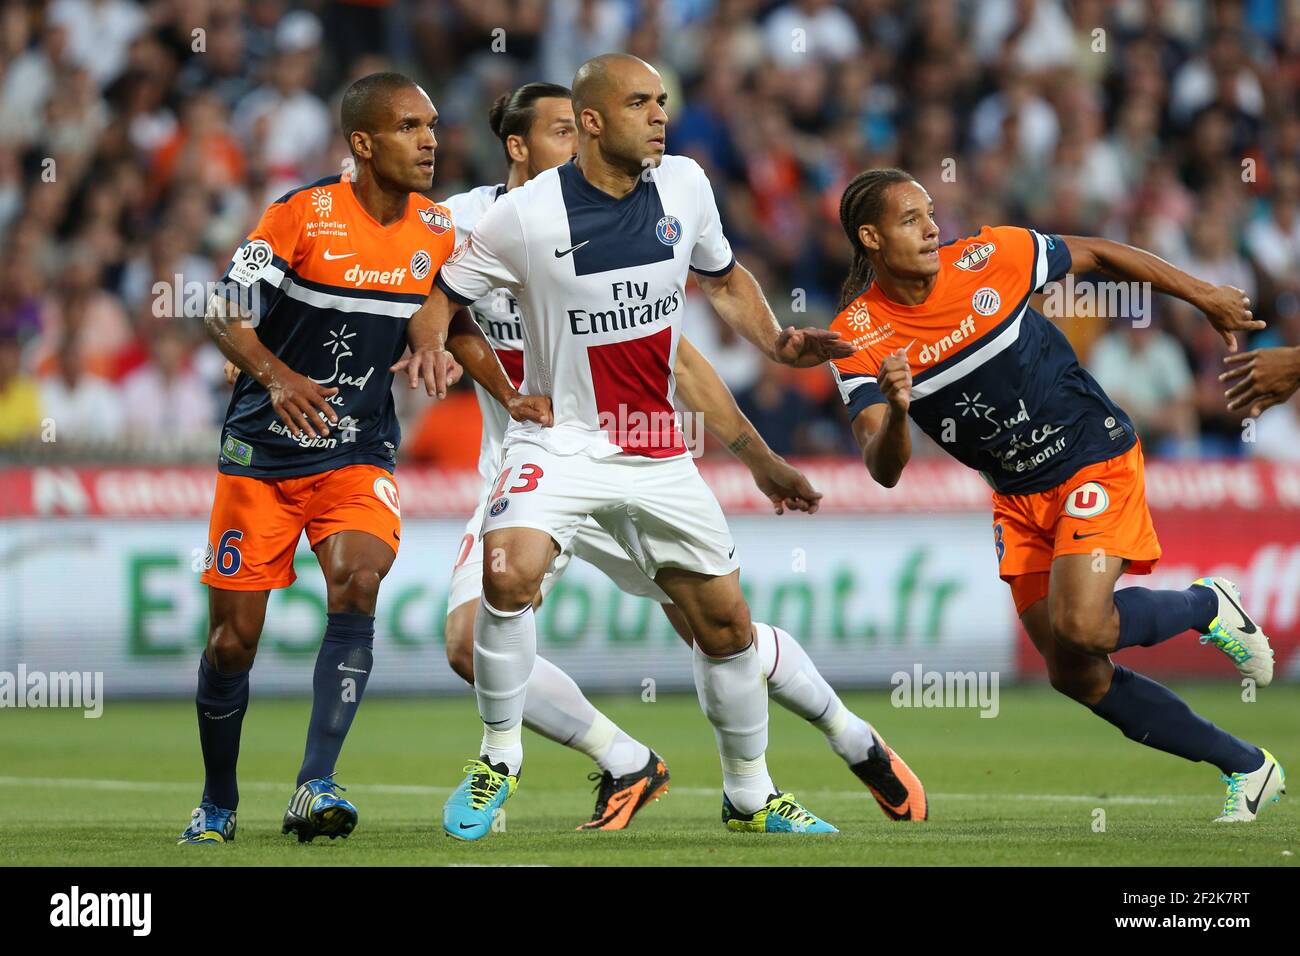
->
[177, 802, 236, 845]
[443, 757, 518, 841]
[282, 775, 358, 843]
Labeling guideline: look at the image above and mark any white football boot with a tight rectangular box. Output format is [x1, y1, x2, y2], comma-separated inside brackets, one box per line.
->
[1214, 749, 1286, 823]
[1194, 577, 1274, 687]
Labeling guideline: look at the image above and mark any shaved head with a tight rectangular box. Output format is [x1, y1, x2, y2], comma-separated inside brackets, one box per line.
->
[572, 53, 658, 117]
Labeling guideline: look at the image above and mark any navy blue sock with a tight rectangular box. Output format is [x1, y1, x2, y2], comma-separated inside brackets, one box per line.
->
[195, 654, 250, 810]
[1112, 584, 1217, 650]
[1090, 665, 1263, 774]
[297, 612, 375, 786]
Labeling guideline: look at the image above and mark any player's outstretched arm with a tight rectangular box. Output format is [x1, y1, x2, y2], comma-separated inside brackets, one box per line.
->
[674, 336, 820, 514]
[391, 285, 464, 399]
[203, 294, 339, 439]
[694, 262, 855, 367]
[1061, 235, 1264, 351]
[444, 308, 552, 426]
[1221, 346, 1300, 417]
[851, 347, 912, 488]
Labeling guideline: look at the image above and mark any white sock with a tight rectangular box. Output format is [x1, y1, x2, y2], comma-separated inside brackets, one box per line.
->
[754, 622, 876, 766]
[692, 640, 773, 814]
[473, 597, 536, 774]
[523, 656, 649, 777]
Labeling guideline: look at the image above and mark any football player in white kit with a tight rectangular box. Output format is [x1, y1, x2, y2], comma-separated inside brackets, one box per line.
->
[401, 55, 910, 839]
[434, 82, 928, 833]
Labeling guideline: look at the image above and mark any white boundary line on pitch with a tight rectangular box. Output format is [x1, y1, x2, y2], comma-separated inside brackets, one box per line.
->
[0, 776, 1202, 804]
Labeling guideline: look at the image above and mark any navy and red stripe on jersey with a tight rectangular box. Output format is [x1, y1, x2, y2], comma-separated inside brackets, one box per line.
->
[829, 225, 1136, 495]
[215, 176, 455, 478]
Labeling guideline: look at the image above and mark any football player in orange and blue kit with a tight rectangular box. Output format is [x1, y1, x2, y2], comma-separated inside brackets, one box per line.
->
[830, 169, 1286, 822]
[178, 73, 459, 844]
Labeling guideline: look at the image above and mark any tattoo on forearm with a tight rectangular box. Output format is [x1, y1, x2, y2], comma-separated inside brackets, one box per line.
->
[728, 433, 753, 456]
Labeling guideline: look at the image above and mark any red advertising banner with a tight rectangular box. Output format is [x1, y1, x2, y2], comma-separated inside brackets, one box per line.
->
[6, 459, 1300, 518]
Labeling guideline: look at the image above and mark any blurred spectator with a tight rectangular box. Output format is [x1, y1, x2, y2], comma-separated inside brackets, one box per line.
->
[38, 335, 125, 446]
[234, 17, 331, 200]
[0, 331, 42, 446]
[119, 324, 215, 446]
[762, 0, 861, 68]
[1088, 321, 1198, 456]
[48, 0, 147, 88]
[736, 365, 816, 457]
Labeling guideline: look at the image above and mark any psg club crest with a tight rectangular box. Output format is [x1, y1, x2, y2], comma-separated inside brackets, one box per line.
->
[489, 497, 509, 517]
[420, 207, 452, 235]
[410, 250, 432, 281]
[655, 215, 682, 246]
[971, 287, 1001, 316]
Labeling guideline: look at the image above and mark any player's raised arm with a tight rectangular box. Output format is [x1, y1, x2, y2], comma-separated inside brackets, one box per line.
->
[674, 336, 819, 514]
[694, 264, 854, 367]
[1061, 235, 1263, 352]
[849, 347, 912, 488]
[203, 293, 339, 439]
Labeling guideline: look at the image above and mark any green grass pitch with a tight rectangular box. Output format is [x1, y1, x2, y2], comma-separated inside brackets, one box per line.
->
[2, 684, 1296, 866]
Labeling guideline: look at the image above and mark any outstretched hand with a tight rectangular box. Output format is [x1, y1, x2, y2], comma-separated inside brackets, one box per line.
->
[773, 326, 856, 367]
[390, 347, 463, 398]
[1221, 347, 1300, 417]
[1199, 284, 1265, 352]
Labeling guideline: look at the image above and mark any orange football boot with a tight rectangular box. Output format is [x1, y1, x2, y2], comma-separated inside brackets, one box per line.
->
[577, 750, 670, 830]
[850, 731, 928, 821]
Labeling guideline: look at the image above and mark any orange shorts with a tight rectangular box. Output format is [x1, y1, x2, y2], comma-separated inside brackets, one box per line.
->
[992, 442, 1161, 616]
[201, 464, 402, 591]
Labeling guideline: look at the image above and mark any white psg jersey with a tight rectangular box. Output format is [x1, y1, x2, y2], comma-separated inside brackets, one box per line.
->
[441, 183, 524, 482]
[436, 155, 735, 460]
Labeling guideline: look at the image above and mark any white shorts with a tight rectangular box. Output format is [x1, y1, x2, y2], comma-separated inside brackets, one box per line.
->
[447, 470, 679, 614]
[447, 443, 736, 613]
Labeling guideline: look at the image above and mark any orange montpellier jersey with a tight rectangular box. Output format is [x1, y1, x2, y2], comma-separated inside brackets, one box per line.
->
[216, 175, 455, 478]
[829, 225, 1136, 495]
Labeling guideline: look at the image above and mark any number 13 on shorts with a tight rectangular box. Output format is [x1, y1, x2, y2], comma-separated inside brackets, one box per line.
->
[489, 463, 545, 499]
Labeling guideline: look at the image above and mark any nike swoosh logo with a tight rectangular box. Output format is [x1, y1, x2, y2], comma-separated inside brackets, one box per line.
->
[1245, 763, 1275, 814]
[1214, 581, 1258, 634]
[337, 663, 369, 674]
[1072, 530, 1100, 540]
[553, 241, 590, 258]
[203, 709, 240, 720]
[728, 545, 736, 558]
[323, 250, 357, 260]
[459, 822, 478, 830]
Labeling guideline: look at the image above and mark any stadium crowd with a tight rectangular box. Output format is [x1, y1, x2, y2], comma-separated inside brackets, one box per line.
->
[1, 0, 1299, 465]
